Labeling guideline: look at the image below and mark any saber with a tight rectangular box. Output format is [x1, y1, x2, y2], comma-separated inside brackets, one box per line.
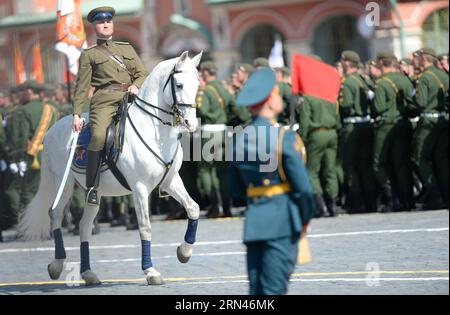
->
[51, 129, 80, 211]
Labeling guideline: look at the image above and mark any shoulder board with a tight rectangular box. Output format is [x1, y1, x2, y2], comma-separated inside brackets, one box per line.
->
[114, 41, 130, 45]
[84, 44, 97, 51]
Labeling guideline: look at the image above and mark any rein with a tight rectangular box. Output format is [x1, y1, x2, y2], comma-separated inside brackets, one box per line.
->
[126, 65, 192, 188]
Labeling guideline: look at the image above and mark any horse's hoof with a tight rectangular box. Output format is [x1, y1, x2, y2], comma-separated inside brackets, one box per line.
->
[177, 242, 192, 264]
[48, 259, 65, 280]
[144, 267, 164, 285]
[81, 270, 102, 286]
[146, 275, 164, 285]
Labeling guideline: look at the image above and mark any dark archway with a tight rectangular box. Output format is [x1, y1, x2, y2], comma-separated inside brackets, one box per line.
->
[422, 8, 449, 54]
[239, 24, 286, 64]
[312, 15, 369, 64]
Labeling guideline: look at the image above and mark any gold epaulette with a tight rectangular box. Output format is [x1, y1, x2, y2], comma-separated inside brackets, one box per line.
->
[114, 41, 130, 45]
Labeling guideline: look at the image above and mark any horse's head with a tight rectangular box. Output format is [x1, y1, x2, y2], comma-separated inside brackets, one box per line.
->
[162, 51, 202, 133]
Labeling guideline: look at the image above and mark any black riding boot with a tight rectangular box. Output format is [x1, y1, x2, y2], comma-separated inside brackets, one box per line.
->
[86, 150, 102, 206]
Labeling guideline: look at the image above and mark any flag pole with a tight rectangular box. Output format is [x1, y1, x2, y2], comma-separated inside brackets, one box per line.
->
[66, 57, 72, 104]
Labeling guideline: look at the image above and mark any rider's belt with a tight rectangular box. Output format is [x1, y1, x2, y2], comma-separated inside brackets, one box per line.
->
[201, 124, 227, 132]
[247, 183, 292, 198]
[99, 83, 131, 92]
[343, 115, 371, 124]
[420, 112, 447, 119]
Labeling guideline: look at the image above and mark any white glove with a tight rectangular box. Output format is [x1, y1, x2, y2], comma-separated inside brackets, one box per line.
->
[9, 163, 18, 174]
[18, 161, 27, 176]
[411, 89, 416, 97]
[368, 90, 375, 101]
[0, 160, 7, 172]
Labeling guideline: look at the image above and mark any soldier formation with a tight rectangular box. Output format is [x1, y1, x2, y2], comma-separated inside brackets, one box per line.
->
[0, 47, 448, 242]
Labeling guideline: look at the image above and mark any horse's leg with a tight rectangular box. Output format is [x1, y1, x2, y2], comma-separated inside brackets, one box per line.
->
[162, 174, 200, 263]
[48, 179, 74, 280]
[132, 185, 164, 285]
[79, 200, 102, 286]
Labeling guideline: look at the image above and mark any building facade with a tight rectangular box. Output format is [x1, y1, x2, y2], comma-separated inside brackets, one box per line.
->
[0, 0, 448, 88]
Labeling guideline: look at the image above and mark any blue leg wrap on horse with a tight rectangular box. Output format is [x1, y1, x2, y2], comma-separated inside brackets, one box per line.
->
[141, 240, 153, 270]
[53, 229, 66, 260]
[80, 242, 90, 273]
[184, 219, 198, 244]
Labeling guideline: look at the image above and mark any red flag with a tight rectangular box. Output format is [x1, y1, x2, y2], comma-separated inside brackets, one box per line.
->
[31, 33, 45, 84]
[55, 0, 87, 75]
[291, 54, 341, 103]
[14, 33, 27, 84]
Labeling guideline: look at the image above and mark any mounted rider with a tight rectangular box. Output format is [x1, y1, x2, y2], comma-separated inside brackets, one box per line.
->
[72, 6, 148, 205]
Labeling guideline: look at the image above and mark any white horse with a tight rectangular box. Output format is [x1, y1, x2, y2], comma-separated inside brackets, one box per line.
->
[18, 51, 203, 286]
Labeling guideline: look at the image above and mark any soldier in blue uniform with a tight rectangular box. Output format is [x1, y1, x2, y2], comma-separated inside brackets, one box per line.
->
[229, 68, 315, 295]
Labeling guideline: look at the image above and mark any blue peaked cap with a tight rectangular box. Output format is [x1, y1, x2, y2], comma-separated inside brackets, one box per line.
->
[236, 67, 276, 107]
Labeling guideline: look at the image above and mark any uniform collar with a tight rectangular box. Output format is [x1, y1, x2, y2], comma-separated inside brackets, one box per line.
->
[97, 37, 113, 46]
[252, 116, 277, 126]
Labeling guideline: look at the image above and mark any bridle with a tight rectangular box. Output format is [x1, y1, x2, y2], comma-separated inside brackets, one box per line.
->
[125, 65, 198, 188]
[132, 65, 197, 128]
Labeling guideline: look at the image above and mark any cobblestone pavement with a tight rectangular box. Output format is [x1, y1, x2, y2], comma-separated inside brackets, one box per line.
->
[0, 210, 448, 295]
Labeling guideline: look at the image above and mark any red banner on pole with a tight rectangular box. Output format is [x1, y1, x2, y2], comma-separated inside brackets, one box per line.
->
[14, 33, 27, 84]
[291, 54, 341, 103]
[31, 33, 45, 84]
[55, 0, 87, 75]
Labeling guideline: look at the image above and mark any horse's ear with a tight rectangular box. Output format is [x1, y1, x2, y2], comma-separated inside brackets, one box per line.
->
[178, 51, 189, 66]
[192, 51, 203, 67]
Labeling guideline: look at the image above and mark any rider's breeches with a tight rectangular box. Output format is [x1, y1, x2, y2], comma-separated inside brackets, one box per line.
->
[88, 90, 124, 151]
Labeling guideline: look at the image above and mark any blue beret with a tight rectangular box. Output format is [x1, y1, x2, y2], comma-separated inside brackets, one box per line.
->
[236, 67, 276, 107]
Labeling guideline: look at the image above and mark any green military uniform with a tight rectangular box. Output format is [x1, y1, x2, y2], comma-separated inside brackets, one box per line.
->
[298, 95, 340, 216]
[196, 71, 228, 216]
[21, 84, 58, 206]
[73, 39, 148, 151]
[278, 81, 293, 124]
[230, 68, 315, 295]
[339, 51, 377, 213]
[2, 81, 57, 226]
[409, 48, 449, 208]
[372, 52, 415, 211]
[1, 87, 24, 233]
[196, 61, 249, 217]
[74, 6, 148, 206]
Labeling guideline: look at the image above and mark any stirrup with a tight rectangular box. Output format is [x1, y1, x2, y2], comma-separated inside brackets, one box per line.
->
[86, 188, 99, 206]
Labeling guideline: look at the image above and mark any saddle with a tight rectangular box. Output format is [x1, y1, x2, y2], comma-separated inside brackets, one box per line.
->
[72, 93, 132, 190]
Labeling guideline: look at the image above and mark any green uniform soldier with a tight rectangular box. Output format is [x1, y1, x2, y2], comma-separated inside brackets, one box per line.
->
[275, 67, 294, 125]
[3, 81, 58, 229]
[409, 48, 449, 209]
[372, 52, 415, 211]
[72, 6, 148, 206]
[339, 51, 377, 213]
[197, 61, 229, 217]
[298, 95, 341, 217]
[437, 53, 449, 74]
[230, 68, 315, 295]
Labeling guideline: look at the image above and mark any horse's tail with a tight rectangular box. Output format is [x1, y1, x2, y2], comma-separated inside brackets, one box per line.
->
[17, 150, 57, 241]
